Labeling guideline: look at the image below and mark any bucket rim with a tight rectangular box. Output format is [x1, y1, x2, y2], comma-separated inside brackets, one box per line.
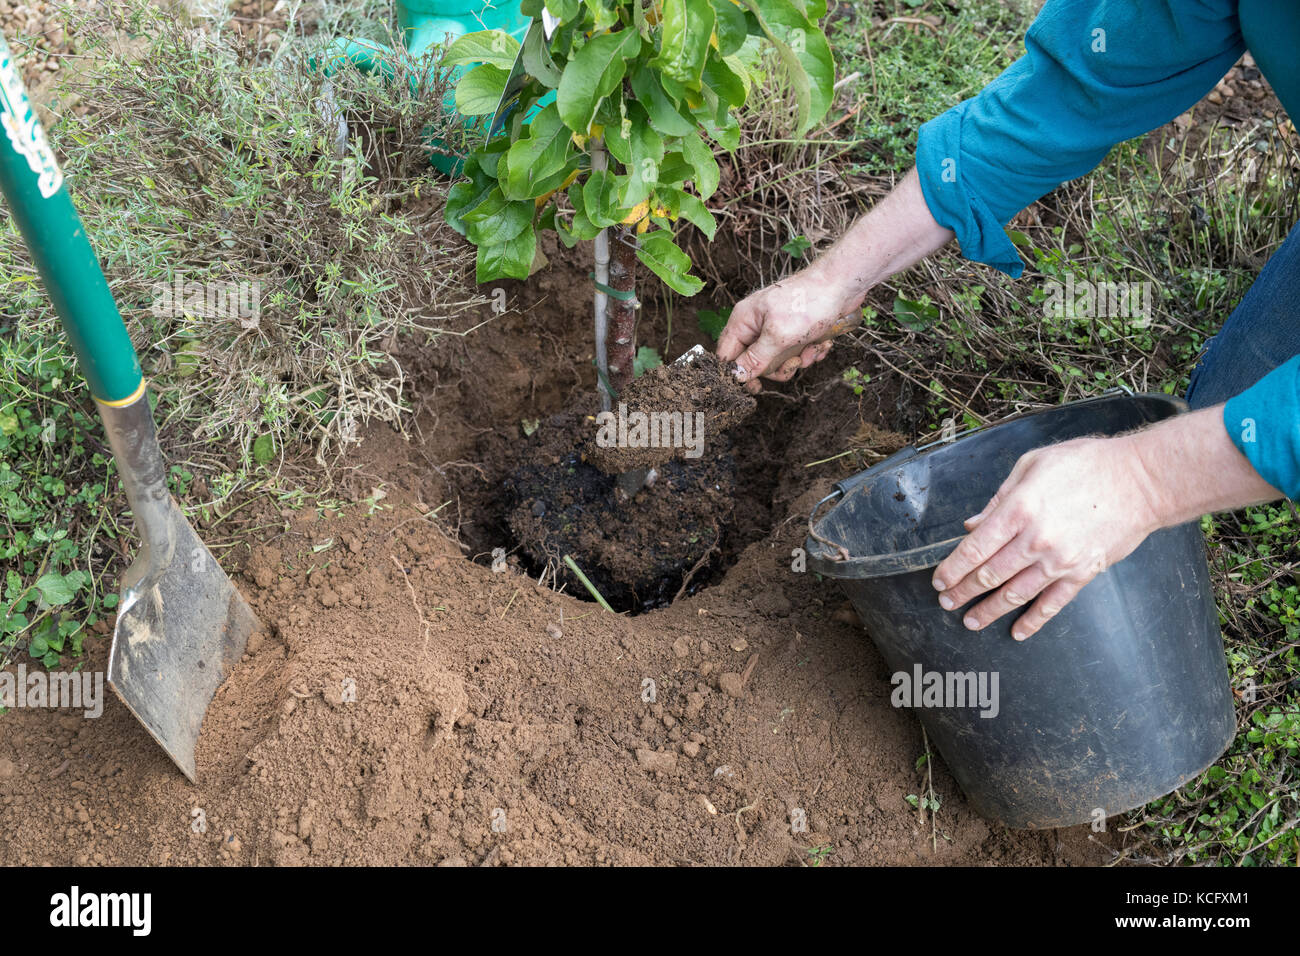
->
[805, 392, 1187, 579]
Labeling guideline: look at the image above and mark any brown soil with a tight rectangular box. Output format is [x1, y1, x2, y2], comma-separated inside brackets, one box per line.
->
[586, 349, 756, 474]
[505, 411, 737, 611]
[0, 242, 1118, 867]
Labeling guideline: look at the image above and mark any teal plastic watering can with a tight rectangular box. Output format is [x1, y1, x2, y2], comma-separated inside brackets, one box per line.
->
[316, 0, 535, 173]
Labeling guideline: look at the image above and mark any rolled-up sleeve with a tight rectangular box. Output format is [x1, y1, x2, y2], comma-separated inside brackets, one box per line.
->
[916, 0, 1244, 276]
[1224, 356, 1300, 499]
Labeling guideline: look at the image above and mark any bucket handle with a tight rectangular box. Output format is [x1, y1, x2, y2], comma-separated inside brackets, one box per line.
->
[808, 387, 1137, 562]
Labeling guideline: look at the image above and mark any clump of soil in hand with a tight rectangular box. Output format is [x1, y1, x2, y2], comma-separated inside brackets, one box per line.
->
[585, 350, 756, 474]
[506, 412, 736, 610]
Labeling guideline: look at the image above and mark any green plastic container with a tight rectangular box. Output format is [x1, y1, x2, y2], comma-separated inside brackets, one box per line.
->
[316, 0, 533, 173]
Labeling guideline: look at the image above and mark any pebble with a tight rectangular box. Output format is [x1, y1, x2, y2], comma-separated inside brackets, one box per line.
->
[718, 673, 745, 698]
[635, 748, 677, 773]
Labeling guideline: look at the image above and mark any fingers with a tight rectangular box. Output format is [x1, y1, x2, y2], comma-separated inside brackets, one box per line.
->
[717, 299, 763, 364]
[938, 535, 1033, 612]
[961, 563, 1053, 631]
[765, 355, 804, 382]
[932, 507, 1020, 594]
[800, 341, 833, 367]
[1011, 578, 1086, 641]
[732, 333, 786, 387]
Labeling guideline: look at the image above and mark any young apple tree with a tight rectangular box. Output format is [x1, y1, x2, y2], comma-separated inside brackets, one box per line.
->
[444, 0, 834, 410]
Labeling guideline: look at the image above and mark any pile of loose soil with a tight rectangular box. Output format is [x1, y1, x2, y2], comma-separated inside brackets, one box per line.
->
[505, 413, 737, 610]
[585, 349, 756, 474]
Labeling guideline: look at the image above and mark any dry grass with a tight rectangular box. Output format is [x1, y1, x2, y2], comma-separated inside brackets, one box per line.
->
[7, 0, 486, 469]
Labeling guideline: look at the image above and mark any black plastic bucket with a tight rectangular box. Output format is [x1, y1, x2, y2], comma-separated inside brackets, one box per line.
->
[806, 393, 1236, 829]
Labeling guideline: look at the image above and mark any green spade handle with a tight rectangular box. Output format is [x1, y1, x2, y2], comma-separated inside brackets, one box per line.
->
[0, 37, 144, 405]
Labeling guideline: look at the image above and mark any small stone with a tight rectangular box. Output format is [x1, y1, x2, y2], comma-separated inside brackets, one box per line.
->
[635, 748, 677, 773]
[531, 500, 547, 517]
[730, 637, 748, 653]
[545, 622, 562, 640]
[672, 637, 690, 658]
[681, 741, 701, 759]
[718, 673, 745, 698]
[0, 759, 16, 779]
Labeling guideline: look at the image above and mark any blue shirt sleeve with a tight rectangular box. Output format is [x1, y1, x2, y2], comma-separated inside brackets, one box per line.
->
[915, 0, 1244, 276]
[1224, 356, 1300, 499]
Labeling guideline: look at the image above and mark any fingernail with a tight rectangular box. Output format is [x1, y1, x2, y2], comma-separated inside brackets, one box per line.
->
[963, 615, 979, 630]
[729, 362, 747, 382]
[1012, 630, 1027, 642]
[939, 595, 954, 610]
[932, 577, 946, 591]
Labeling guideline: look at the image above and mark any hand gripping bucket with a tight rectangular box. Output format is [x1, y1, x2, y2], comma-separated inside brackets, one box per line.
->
[805, 393, 1236, 828]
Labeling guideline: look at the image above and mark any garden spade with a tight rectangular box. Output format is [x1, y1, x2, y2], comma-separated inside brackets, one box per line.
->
[0, 39, 257, 782]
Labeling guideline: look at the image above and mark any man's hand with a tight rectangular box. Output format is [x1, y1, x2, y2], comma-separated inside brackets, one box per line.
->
[930, 435, 1161, 641]
[715, 168, 954, 392]
[716, 269, 858, 393]
[932, 406, 1281, 640]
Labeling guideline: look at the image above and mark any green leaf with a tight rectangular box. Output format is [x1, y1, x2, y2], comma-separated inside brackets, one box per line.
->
[252, 432, 276, 463]
[173, 341, 201, 378]
[443, 30, 521, 70]
[637, 231, 705, 296]
[34, 570, 85, 607]
[544, 0, 582, 22]
[500, 103, 574, 200]
[29, 634, 48, 658]
[0, 410, 17, 436]
[893, 296, 940, 332]
[522, 20, 564, 88]
[633, 346, 663, 377]
[652, 0, 716, 90]
[697, 307, 730, 340]
[557, 30, 640, 134]
[477, 226, 538, 282]
[680, 131, 720, 199]
[709, 0, 750, 55]
[582, 170, 628, 228]
[703, 53, 747, 108]
[630, 66, 697, 136]
[658, 185, 717, 239]
[455, 63, 511, 116]
[782, 235, 811, 258]
[619, 108, 665, 207]
[461, 188, 534, 245]
[737, 0, 835, 134]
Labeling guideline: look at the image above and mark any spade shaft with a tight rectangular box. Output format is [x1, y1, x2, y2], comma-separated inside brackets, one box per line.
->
[0, 38, 257, 781]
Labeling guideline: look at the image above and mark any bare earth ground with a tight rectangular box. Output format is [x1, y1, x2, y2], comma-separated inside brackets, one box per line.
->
[0, 245, 1117, 866]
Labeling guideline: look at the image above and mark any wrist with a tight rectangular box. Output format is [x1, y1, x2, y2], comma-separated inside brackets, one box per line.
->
[803, 253, 870, 313]
[1125, 406, 1281, 528]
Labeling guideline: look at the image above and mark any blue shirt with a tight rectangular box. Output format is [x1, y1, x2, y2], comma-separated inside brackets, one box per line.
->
[915, 0, 1299, 498]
